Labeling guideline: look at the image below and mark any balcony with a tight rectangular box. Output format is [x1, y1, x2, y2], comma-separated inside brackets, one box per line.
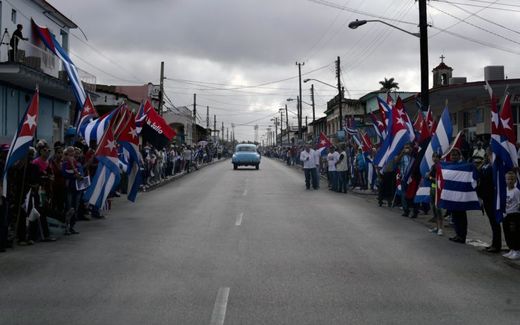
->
[0, 38, 96, 101]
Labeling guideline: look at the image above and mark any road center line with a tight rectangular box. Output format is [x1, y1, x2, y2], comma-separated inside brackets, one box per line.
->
[209, 287, 230, 325]
[235, 213, 244, 226]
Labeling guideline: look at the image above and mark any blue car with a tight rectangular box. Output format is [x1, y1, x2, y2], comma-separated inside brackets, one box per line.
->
[232, 144, 261, 170]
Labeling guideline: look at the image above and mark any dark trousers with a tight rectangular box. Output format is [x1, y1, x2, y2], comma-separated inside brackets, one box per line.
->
[504, 213, 520, 250]
[304, 168, 318, 189]
[483, 201, 502, 249]
[452, 210, 468, 240]
[337, 171, 348, 193]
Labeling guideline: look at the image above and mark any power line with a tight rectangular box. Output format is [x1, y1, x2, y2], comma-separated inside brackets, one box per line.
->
[439, 0, 520, 36]
[435, 0, 520, 12]
[429, 3, 520, 46]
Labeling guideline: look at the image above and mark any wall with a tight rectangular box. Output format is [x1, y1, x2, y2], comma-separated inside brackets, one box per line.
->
[0, 84, 69, 144]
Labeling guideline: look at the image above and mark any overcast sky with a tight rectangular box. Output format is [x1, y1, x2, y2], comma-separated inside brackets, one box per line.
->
[48, 0, 520, 141]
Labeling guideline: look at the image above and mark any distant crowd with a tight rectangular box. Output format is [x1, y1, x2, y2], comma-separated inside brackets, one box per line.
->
[264, 133, 520, 261]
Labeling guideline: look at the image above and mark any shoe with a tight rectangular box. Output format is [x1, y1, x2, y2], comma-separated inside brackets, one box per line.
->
[410, 214, 418, 219]
[503, 250, 514, 258]
[27, 240, 35, 245]
[437, 229, 444, 236]
[17, 241, 28, 246]
[69, 229, 80, 235]
[401, 213, 409, 217]
[507, 251, 520, 260]
[42, 237, 57, 242]
[449, 236, 465, 244]
[484, 246, 500, 253]
[429, 227, 438, 233]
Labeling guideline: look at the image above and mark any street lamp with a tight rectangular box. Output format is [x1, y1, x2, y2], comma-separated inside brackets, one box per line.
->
[348, 18, 428, 110]
[303, 78, 336, 89]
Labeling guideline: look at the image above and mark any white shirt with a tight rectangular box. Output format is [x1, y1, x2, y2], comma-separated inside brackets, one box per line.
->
[336, 151, 348, 172]
[313, 150, 321, 167]
[506, 187, 520, 214]
[300, 149, 316, 169]
[327, 151, 340, 171]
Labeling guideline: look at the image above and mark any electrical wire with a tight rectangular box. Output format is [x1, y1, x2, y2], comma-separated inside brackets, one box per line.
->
[435, 0, 520, 12]
[429, 3, 520, 46]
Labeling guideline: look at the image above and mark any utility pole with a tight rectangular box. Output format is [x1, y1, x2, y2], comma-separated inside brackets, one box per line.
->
[285, 104, 290, 146]
[419, 0, 429, 111]
[336, 56, 343, 133]
[296, 61, 304, 140]
[280, 110, 284, 145]
[193, 93, 197, 144]
[206, 106, 210, 131]
[221, 121, 224, 142]
[159, 61, 164, 115]
[274, 117, 278, 146]
[226, 127, 229, 142]
[214, 114, 217, 142]
[310, 84, 316, 140]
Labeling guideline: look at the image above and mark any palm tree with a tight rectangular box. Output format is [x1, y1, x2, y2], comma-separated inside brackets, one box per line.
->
[379, 77, 400, 92]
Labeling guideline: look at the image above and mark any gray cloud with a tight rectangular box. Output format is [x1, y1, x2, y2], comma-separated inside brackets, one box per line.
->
[49, 0, 520, 140]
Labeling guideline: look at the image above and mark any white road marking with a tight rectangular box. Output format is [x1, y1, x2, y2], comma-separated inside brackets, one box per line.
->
[242, 189, 247, 196]
[235, 213, 244, 226]
[209, 287, 230, 325]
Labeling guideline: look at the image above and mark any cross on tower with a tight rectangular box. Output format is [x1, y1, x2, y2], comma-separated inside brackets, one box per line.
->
[440, 54, 445, 63]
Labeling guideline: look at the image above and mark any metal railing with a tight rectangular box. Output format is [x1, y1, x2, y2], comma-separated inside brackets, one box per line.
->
[1, 36, 58, 76]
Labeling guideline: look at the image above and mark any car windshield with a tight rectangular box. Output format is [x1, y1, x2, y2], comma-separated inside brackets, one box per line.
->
[237, 147, 256, 152]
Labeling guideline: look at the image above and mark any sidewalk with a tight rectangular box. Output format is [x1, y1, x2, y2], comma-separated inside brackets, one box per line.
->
[272, 157, 520, 270]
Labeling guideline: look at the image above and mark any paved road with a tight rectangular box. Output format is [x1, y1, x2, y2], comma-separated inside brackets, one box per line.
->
[1, 158, 520, 324]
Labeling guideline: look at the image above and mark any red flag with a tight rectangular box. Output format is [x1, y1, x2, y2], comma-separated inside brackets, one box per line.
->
[95, 125, 118, 159]
[144, 102, 176, 140]
[413, 111, 424, 132]
[317, 132, 332, 149]
[425, 108, 434, 132]
[361, 132, 373, 152]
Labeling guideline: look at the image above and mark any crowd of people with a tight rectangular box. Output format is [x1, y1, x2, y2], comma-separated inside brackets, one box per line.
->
[265, 133, 520, 261]
[0, 138, 227, 253]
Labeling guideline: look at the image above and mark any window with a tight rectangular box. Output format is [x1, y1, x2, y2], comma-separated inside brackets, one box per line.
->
[11, 9, 16, 23]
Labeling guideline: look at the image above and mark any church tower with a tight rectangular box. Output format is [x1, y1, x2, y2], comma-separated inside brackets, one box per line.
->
[432, 55, 453, 88]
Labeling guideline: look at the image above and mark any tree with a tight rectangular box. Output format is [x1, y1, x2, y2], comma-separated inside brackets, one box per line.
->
[379, 77, 399, 92]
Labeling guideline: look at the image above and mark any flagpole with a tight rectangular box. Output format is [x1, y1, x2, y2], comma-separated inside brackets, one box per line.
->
[14, 156, 29, 245]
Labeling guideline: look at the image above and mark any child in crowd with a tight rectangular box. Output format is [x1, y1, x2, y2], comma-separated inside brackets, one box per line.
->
[503, 171, 520, 260]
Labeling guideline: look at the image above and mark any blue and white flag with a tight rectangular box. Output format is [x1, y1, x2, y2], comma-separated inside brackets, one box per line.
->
[2, 90, 39, 197]
[438, 162, 480, 211]
[414, 178, 431, 204]
[84, 127, 121, 209]
[420, 106, 453, 176]
[79, 109, 118, 145]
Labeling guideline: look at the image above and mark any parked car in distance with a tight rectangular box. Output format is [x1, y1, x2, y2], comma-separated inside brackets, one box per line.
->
[232, 144, 261, 170]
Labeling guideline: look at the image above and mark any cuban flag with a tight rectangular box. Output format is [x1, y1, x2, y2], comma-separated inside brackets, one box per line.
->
[414, 178, 432, 203]
[487, 82, 513, 222]
[76, 96, 98, 132]
[373, 104, 411, 168]
[2, 89, 39, 197]
[79, 107, 119, 145]
[425, 108, 434, 133]
[370, 112, 384, 141]
[135, 99, 152, 135]
[117, 111, 142, 202]
[395, 97, 415, 142]
[84, 126, 121, 209]
[437, 162, 481, 211]
[498, 94, 518, 167]
[376, 96, 391, 136]
[420, 106, 453, 176]
[317, 132, 332, 154]
[32, 19, 86, 119]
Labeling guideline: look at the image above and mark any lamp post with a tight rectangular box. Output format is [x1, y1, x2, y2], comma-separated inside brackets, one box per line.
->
[348, 17, 428, 111]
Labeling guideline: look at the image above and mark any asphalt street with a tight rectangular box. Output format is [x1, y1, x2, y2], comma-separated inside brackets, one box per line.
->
[1, 158, 520, 325]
